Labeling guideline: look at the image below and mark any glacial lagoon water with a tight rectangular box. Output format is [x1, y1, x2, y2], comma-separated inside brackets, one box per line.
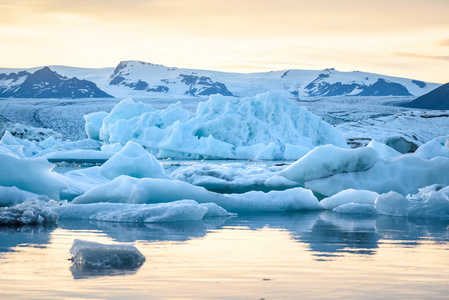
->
[1, 212, 449, 299]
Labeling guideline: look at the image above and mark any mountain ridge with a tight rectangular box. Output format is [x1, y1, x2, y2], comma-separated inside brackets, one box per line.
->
[0, 60, 441, 99]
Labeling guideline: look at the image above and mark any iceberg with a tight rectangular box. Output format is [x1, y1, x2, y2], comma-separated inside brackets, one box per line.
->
[54, 200, 211, 223]
[71, 175, 323, 212]
[171, 163, 299, 193]
[305, 155, 449, 197]
[99, 141, 170, 180]
[414, 135, 449, 159]
[366, 139, 401, 160]
[375, 185, 449, 219]
[0, 200, 59, 225]
[88, 92, 348, 160]
[320, 189, 379, 210]
[69, 239, 145, 269]
[0, 186, 50, 207]
[0, 153, 68, 200]
[280, 145, 380, 185]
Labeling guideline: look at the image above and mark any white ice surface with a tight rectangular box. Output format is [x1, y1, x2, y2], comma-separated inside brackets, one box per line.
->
[366, 139, 401, 159]
[280, 145, 380, 185]
[0, 153, 68, 200]
[0, 186, 50, 207]
[320, 189, 379, 210]
[70, 239, 145, 269]
[414, 135, 449, 159]
[99, 141, 170, 180]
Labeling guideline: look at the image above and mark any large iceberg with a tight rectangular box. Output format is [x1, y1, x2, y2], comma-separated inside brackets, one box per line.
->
[88, 92, 348, 160]
[304, 155, 449, 197]
[71, 175, 323, 212]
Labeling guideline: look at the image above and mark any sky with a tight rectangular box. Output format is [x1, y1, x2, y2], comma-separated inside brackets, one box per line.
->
[0, 0, 448, 83]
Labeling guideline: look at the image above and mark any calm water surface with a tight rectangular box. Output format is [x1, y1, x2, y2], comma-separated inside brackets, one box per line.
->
[1, 212, 449, 299]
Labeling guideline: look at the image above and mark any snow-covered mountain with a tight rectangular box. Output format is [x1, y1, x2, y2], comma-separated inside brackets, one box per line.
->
[0, 61, 440, 98]
[0, 67, 113, 98]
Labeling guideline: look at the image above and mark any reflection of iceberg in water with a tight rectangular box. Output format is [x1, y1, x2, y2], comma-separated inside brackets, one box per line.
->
[375, 215, 449, 245]
[0, 225, 55, 254]
[298, 212, 379, 258]
[57, 218, 229, 243]
[70, 263, 141, 280]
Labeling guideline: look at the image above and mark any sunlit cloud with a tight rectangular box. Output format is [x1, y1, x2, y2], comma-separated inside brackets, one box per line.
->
[393, 52, 449, 62]
[0, 0, 448, 82]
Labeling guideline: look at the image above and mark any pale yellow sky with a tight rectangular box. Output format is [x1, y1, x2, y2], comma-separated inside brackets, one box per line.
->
[0, 0, 448, 82]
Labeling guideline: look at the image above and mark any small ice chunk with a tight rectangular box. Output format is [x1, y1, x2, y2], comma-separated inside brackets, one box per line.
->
[332, 203, 377, 215]
[200, 203, 236, 217]
[69, 239, 145, 269]
[321, 189, 379, 210]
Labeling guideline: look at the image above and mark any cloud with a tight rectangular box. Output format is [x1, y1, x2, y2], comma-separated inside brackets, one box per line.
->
[437, 39, 449, 46]
[393, 52, 449, 62]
